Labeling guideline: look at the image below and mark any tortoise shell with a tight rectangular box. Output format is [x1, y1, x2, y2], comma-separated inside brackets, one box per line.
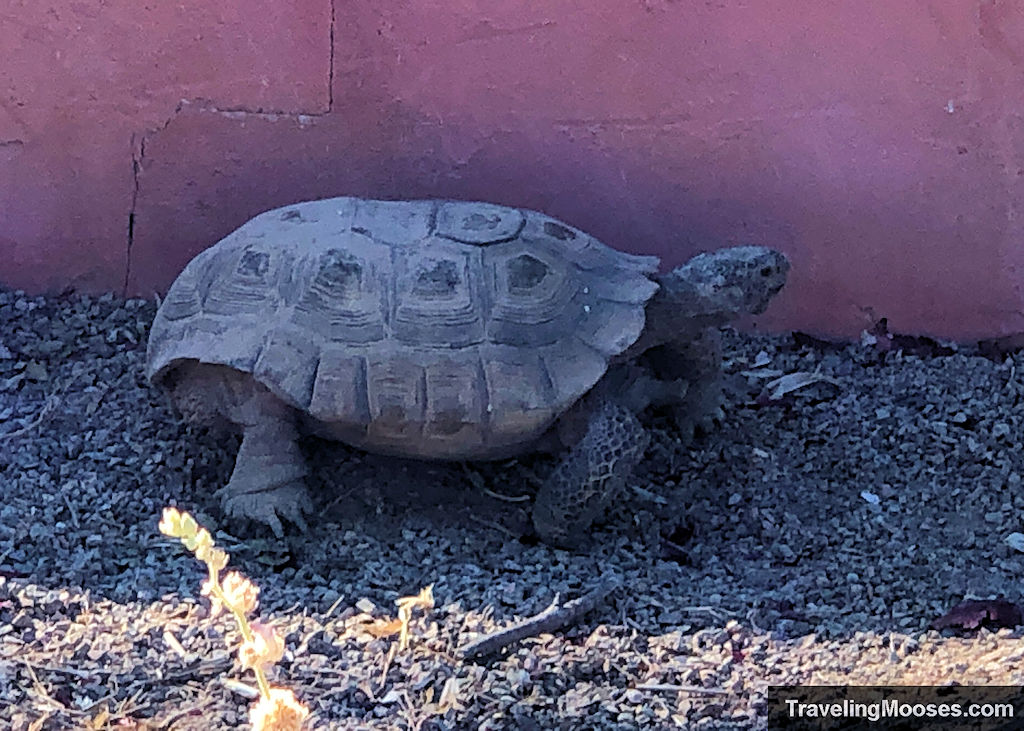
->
[146, 198, 659, 459]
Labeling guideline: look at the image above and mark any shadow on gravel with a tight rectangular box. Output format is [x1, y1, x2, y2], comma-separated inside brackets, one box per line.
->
[3, 289, 1024, 728]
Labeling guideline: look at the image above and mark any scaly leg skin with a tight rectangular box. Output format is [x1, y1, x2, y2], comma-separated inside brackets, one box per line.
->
[533, 401, 649, 548]
[215, 416, 314, 538]
[170, 364, 314, 537]
[201, 374, 314, 538]
[666, 330, 725, 441]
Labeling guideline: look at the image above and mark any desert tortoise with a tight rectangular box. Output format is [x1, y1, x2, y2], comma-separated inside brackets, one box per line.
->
[147, 197, 788, 545]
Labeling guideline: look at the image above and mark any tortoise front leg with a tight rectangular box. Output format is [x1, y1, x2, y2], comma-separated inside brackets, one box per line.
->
[532, 401, 649, 548]
[211, 380, 314, 537]
[642, 329, 724, 441]
[668, 329, 725, 439]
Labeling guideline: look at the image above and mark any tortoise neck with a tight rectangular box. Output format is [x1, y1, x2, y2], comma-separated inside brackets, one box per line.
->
[647, 270, 739, 337]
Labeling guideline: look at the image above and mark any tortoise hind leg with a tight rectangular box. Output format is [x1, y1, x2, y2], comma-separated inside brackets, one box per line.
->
[532, 401, 649, 547]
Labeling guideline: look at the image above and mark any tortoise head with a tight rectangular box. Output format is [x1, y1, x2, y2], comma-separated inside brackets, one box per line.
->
[662, 246, 789, 319]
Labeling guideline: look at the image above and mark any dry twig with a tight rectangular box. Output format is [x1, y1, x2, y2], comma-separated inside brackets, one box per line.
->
[467, 514, 520, 540]
[0, 393, 60, 441]
[459, 575, 623, 660]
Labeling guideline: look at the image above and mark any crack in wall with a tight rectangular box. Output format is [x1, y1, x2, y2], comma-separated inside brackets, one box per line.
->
[124, 132, 142, 295]
[124, 0, 337, 295]
[328, 0, 335, 111]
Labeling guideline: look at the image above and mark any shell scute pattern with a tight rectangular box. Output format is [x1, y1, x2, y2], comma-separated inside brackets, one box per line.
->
[477, 344, 557, 440]
[351, 198, 433, 243]
[485, 243, 575, 346]
[252, 330, 321, 411]
[201, 242, 283, 318]
[421, 354, 487, 450]
[363, 350, 426, 442]
[149, 197, 660, 456]
[435, 200, 525, 244]
[308, 349, 370, 425]
[393, 244, 486, 348]
[289, 239, 390, 345]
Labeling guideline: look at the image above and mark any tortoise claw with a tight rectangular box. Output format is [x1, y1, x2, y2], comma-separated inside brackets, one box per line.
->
[217, 480, 313, 538]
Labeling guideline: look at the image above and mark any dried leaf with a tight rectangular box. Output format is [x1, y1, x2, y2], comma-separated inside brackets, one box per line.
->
[863, 317, 893, 352]
[437, 677, 462, 713]
[89, 707, 110, 729]
[364, 618, 404, 638]
[396, 585, 434, 613]
[864, 317, 955, 357]
[760, 369, 840, 403]
[931, 599, 1024, 631]
[396, 584, 434, 651]
[889, 334, 955, 358]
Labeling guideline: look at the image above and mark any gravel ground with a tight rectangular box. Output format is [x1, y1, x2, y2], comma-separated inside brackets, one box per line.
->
[3, 287, 1024, 730]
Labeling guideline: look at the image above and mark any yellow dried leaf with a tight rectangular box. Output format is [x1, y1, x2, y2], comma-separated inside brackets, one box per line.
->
[364, 618, 404, 638]
[89, 706, 109, 729]
[395, 584, 434, 613]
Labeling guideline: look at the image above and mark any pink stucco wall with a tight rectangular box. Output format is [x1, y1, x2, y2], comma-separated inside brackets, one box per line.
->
[4, 1, 1024, 339]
